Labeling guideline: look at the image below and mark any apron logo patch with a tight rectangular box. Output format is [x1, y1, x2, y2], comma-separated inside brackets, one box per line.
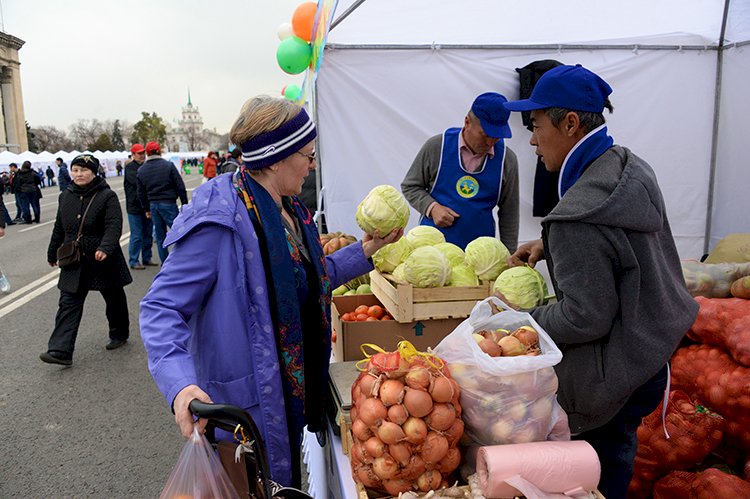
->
[456, 176, 479, 198]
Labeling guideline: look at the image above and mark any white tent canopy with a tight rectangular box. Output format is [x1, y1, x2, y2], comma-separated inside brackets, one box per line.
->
[315, 0, 750, 258]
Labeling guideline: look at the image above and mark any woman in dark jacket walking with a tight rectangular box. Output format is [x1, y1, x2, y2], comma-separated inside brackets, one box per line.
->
[41, 154, 133, 366]
[16, 161, 42, 223]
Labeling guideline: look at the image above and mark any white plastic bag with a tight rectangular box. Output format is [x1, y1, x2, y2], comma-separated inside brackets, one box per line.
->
[433, 297, 570, 448]
[159, 426, 240, 499]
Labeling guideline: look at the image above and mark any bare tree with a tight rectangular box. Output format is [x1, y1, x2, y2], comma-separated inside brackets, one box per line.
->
[30, 125, 74, 152]
[69, 119, 107, 150]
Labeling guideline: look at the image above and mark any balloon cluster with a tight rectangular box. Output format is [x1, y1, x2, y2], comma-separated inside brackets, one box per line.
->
[277, 2, 317, 77]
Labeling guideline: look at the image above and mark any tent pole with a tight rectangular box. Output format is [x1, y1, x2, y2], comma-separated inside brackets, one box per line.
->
[703, 0, 731, 256]
[330, 0, 367, 31]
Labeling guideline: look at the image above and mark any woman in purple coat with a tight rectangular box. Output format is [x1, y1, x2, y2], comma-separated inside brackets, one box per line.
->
[140, 96, 401, 487]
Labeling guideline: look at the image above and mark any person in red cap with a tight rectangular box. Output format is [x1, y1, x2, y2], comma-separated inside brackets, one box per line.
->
[401, 92, 519, 251]
[124, 144, 156, 269]
[136, 141, 188, 264]
[502, 64, 698, 499]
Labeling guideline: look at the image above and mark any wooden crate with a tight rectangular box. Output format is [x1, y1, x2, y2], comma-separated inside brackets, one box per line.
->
[369, 269, 491, 323]
[338, 410, 353, 457]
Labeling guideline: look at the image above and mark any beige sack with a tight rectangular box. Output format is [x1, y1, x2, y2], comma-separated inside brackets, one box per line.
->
[705, 233, 750, 264]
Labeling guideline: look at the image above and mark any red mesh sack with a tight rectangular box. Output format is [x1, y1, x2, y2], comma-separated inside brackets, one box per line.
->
[652, 471, 697, 499]
[626, 390, 725, 498]
[689, 467, 750, 498]
[671, 344, 750, 451]
[687, 296, 750, 367]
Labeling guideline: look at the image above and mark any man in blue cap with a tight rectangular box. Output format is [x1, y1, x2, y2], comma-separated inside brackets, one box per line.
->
[502, 64, 698, 498]
[401, 92, 519, 250]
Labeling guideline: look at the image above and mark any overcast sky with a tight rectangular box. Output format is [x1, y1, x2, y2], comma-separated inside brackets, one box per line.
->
[2, 0, 306, 133]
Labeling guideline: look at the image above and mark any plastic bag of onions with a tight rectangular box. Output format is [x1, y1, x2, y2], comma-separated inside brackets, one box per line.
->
[433, 297, 570, 465]
[349, 341, 464, 496]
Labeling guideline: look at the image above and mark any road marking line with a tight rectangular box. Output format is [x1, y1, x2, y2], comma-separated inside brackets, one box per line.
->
[18, 220, 55, 232]
[0, 236, 132, 318]
[0, 268, 60, 308]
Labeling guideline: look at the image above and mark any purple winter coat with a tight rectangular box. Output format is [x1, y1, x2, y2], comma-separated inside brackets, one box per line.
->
[139, 173, 372, 484]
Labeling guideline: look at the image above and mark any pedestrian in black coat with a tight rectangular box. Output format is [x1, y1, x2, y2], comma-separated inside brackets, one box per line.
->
[41, 154, 133, 366]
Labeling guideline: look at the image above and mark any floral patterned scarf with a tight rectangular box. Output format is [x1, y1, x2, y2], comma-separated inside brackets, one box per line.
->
[234, 167, 332, 439]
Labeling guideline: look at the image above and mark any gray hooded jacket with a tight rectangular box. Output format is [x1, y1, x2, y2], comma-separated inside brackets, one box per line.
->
[531, 145, 698, 433]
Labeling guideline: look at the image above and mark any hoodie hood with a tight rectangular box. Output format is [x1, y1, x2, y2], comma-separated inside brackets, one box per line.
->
[544, 145, 664, 233]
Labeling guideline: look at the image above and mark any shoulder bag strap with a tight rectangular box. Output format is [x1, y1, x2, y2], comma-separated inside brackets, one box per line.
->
[75, 192, 99, 242]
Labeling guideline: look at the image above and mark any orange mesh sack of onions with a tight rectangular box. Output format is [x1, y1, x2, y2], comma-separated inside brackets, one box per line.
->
[433, 297, 569, 455]
[349, 340, 464, 496]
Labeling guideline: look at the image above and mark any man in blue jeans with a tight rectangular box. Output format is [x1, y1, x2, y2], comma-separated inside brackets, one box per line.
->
[124, 143, 156, 269]
[136, 141, 188, 264]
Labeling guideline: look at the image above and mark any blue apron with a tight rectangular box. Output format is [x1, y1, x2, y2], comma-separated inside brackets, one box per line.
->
[420, 128, 504, 249]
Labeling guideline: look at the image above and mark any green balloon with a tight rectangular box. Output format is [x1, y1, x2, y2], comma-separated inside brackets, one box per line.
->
[283, 84, 302, 101]
[276, 36, 312, 75]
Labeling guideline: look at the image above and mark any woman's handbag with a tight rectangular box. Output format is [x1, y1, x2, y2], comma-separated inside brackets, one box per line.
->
[57, 193, 97, 268]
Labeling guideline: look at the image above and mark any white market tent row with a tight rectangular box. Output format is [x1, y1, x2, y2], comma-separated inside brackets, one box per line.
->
[314, 0, 750, 259]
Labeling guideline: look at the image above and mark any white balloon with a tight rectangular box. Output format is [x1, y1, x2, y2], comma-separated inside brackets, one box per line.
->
[277, 22, 294, 40]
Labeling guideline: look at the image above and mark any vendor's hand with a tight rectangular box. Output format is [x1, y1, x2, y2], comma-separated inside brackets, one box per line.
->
[145, 211, 151, 219]
[49, 261, 58, 267]
[509, 239, 545, 268]
[431, 203, 460, 228]
[0, 227, 4, 238]
[94, 250, 108, 262]
[173, 384, 213, 439]
[492, 291, 520, 311]
[361, 228, 404, 259]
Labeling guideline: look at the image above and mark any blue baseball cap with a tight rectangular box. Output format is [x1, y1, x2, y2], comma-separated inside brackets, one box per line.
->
[471, 92, 512, 139]
[504, 64, 612, 113]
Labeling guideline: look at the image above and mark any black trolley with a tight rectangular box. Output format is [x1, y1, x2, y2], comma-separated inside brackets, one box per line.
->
[190, 400, 314, 499]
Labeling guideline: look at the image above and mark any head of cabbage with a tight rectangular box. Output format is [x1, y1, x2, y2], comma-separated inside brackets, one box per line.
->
[373, 237, 413, 273]
[405, 225, 445, 248]
[434, 242, 465, 267]
[403, 246, 452, 287]
[464, 237, 510, 281]
[355, 185, 410, 236]
[448, 263, 479, 287]
[492, 265, 548, 309]
[392, 262, 407, 282]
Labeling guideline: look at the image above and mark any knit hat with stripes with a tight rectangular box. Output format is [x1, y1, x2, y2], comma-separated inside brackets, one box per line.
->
[240, 107, 316, 170]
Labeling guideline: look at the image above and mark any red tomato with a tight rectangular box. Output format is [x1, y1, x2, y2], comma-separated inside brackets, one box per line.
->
[381, 315, 393, 321]
[341, 312, 353, 321]
[365, 316, 379, 321]
[331, 331, 337, 343]
[355, 313, 369, 322]
[367, 305, 385, 319]
[354, 305, 369, 315]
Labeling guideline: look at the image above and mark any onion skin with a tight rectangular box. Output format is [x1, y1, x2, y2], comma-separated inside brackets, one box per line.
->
[420, 432, 449, 464]
[425, 403, 456, 431]
[356, 464, 382, 489]
[479, 338, 503, 357]
[403, 417, 428, 445]
[388, 442, 412, 466]
[387, 404, 409, 425]
[383, 478, 414, 496]
[377, 421, 406, 445]
[364, 436, 386, 458]
[512, 326, 539, 349]
[403, 387, 433, 417]
[405, 367, 431, 390]
[498, 335, 526, 356]
[430, 376, 454, 403]
[398, 454, 426, 480]
[358, 373, 379, 397]
[443, 418, 464, 446]
[352, 441, 371, 464]
[372, 454, 399, 480]
[379, 379, 405, 407]
[352, 418, 373, 441]
[417, 470, 442, 492]
[358, 397, 387, 426]
[437, 447, 461, 474]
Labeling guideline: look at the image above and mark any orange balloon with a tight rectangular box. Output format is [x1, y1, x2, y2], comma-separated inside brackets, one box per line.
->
[291, 2, 317, 42]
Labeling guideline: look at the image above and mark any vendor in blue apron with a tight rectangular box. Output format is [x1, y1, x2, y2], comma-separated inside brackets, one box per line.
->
[401, 92, 519, 251]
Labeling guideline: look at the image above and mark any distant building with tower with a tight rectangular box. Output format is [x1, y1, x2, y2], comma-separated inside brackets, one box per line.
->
[166, 90, 225, 153]
[0, 31, 28, 152]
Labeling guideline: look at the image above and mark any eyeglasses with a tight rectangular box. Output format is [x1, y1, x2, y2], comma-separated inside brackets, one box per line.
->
[296, 150, 316, 163]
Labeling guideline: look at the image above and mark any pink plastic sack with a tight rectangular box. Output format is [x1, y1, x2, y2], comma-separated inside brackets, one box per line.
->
[476, 441, 600, 498]
[159, 426, 240, 499]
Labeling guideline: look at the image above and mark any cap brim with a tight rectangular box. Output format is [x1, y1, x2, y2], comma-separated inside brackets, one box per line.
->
[481, 122, 513, 139]
[503, 99, 548, 112]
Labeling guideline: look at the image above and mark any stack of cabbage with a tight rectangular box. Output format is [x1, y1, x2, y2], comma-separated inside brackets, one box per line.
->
[373, 226, 513, 288]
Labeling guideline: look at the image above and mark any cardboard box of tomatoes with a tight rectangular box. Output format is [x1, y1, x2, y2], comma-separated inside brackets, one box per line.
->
[331, 295, 463, 362]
